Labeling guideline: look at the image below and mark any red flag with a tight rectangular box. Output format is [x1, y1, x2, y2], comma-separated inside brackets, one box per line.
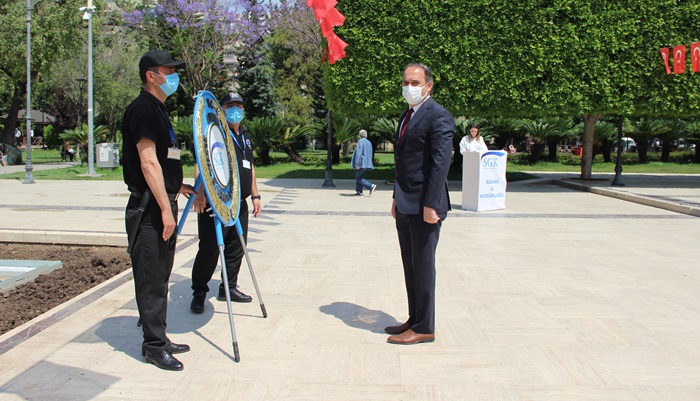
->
[307, 0, 347, 65]
[319, 18, 334, 38]
[691, 42, 700, 73]
[673, 45, 686, 74]
[325, 7, 345, 26]
[660, 48, 671, 74]
[327, 34, 348, 64]
[308, 0, 337, 21]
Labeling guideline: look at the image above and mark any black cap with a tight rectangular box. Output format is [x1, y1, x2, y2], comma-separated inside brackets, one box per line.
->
[139, 50, 185, 71]
[221, 92, 244, 105]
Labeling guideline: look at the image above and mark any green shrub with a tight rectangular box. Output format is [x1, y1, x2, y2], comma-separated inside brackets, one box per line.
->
[43, 125, 62, 150]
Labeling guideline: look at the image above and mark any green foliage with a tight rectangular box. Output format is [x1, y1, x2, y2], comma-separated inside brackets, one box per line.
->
[172, 115, 193, 149]
[323, 0, 700, 119]
[0, 0, 87, 143]
[265, 4, 324, 126]
[43, 125, 61, 150]
[243, 116, 286, 165]
[371, 118, 398, 144]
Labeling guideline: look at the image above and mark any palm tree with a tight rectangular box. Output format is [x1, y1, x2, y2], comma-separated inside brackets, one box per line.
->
[244, 117, 286, 165]
[657, 119, 685, 162]
[589, 120, 616, 162]
[333, 115, 361, 159]
[519, 118, 573, 162]
[481, 117, 520, 150]
[627, 119, 670, 163]
[172, 115, 193, 151]
[60, 124, 109, 163]
[371, 117, 398, 146]
[684, 121, 700, 163]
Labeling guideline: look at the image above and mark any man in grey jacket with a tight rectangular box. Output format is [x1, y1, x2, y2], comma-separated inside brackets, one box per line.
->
[350, 129, 377, 196]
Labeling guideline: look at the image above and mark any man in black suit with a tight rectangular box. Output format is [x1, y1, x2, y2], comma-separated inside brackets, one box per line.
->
[386, 63, 454, 345]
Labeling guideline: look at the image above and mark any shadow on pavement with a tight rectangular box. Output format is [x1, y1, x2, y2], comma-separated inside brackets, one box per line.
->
[319, 301, 399, 334]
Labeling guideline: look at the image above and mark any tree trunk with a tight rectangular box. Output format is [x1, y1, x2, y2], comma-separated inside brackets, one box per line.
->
[283, 145, 305, 164]
[547, 140, 558, 162]
[450, 137, 463, 171]
[1, 85, 25, 145]
[637, 142, 649, 164]
[661, 140, 671, 162]
[601, 141, 612, 162]
[580, 114, 600, 180]
[332, 143, 340, 164]
[257, 148, 272, 165]
[694, 143, 700, 163]
[530, 143, 545, 163]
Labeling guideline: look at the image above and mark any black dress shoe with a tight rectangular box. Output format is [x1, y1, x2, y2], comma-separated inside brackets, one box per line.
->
[142, 342, 190, 356]
[144, 349, 183, 371]
[217, 287, 253, 303]
[190, 291, 206, 314]
[168, 342, 190, 354]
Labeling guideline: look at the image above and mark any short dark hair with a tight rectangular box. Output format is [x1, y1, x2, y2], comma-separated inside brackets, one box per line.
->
[403, 63, 434, 84]
[140, 68, 157, 84]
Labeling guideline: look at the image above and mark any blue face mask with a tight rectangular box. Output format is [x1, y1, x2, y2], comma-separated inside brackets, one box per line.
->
[225, 106, 244, 124]
[156, 72, 180, 97]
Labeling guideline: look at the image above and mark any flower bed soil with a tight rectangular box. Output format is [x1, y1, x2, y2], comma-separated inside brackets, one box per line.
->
[0, 243, 131, 336]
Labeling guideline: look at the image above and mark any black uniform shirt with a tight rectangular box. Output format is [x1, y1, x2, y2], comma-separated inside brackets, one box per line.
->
[230, 128, 253, 200]
[122, 90, 183, 194]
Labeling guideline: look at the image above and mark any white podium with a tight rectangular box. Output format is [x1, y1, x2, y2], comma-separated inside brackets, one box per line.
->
[462, 150, 508, 211]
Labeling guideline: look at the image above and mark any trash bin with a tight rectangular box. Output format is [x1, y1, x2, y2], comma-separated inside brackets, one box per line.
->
[96, 143, 120, 168]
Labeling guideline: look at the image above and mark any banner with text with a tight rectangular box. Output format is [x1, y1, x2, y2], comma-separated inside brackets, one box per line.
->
[462, 150, 508, 211]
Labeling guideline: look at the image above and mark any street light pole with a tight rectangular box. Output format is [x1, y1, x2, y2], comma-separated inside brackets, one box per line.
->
[23, 0, 36, 184]
[612, 116, 626, 187]
[81, 1, 98, 176]
[322, 110, 335, 187]
[76, 77, 86, 161]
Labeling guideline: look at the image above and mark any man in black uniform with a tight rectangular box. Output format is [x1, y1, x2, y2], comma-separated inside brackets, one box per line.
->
[189, 92, 262, 314]
[123, 50, 195, 371]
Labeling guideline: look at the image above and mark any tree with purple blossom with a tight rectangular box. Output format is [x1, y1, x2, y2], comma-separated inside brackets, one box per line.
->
[122, 0, 269, 96]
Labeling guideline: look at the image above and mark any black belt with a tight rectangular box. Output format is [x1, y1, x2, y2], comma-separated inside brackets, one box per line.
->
[130, 192, 179, 202]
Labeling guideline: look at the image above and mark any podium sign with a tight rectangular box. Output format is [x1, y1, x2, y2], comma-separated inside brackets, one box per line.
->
[462, 150, 507, 211]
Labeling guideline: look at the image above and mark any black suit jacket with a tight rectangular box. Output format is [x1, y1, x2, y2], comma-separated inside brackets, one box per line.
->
[393, 97, 454, 219]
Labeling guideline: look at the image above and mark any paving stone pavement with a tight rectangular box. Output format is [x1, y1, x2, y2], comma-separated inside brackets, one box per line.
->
[0, 173, 698, 401]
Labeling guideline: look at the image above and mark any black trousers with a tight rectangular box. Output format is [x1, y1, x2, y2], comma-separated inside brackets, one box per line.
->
[395, 210, 441, 334]
[191, 200, 249, 294]
[125, 196, 177, 353]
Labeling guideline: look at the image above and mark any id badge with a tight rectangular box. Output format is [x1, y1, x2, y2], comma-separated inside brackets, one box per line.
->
[242, 159, 251, 169]
[167, 147, 181, 160]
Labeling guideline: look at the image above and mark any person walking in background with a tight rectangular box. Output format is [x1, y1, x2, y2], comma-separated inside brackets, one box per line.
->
[387, 63, 454, 345]
[189, 92, 262, 314]
[459, 123, 487, 153]
[122, 50, 195, 371]
[350, 129, 376, 196]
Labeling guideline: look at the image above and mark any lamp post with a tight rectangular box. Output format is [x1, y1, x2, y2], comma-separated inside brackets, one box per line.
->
[76, 78, 86, 131]
[612, 116, 626, 187]
[23, 0, 40, 184]
[322, 110, 335, 187]
[76, 77, 86, 161]
[81, 1, 98, 176]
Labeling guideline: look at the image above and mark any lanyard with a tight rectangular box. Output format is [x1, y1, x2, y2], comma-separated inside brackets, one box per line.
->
[157, 106, 177, 146]
[231, 131, 246, 159]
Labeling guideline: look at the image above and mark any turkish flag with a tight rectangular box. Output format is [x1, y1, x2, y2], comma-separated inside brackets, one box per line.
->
[308, 0, 338, 21]
[325, 7, 345, 26]
[691, 42, 700, 73]
[319, 18, 334, 38]
[660, 48, 671, 74]
[327, 34, 348, 64]
[673, 45, 686, 74]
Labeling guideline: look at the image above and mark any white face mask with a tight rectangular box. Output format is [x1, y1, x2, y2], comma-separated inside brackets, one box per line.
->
[402, 83, 428, 105]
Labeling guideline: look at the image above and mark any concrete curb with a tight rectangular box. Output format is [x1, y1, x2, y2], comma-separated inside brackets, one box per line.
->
[554, 179, 700, 217]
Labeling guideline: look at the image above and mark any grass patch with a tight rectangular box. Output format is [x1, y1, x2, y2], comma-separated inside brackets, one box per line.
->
[2, 150, 698, 181]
